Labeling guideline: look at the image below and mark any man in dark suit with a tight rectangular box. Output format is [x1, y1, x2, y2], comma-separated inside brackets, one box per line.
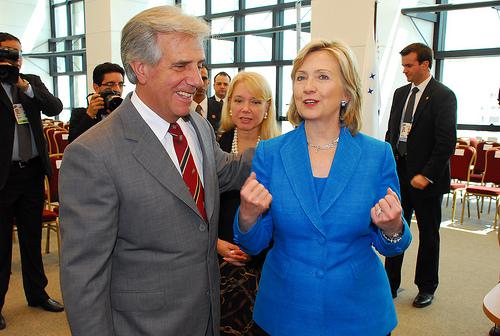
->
[68, 62, 125, 143]
[0, 32, 64, 330]
[59, 6, 252, 335]
[207, 71, 231, 132]
[384, 42, 457, 308]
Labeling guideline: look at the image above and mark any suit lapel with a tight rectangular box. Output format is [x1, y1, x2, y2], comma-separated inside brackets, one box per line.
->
[280, 124, 324, 235]
[119, 99, 204, 222]
[318, 127, 361, 215]
[0, 83, 14, 114]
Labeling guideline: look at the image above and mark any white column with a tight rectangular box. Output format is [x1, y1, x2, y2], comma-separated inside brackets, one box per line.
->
[84, 0, 175, 93]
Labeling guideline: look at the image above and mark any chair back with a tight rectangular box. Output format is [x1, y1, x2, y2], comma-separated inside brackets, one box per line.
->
[482, 147, 500, 185]
[43, 126, 64, 154]
[474, 141, 500, 174]
[450, 145, 476, 182]
[47, 153, 63, 204]
[53, 130, 69, 153]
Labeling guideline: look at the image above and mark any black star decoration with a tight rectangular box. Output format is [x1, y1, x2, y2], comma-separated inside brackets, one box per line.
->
[368, 88, 374, 94]
[369, 73, 376, 79]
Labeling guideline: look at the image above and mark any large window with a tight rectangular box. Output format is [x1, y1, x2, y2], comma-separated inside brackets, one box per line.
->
[49, 0, 86, 120]
[439, 1, 500, 133]
[179, 0, 311, 123]
[403, 1, 500, 138]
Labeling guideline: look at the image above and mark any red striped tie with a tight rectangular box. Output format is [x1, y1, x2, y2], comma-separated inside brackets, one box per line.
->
[168, 122, 207, 221]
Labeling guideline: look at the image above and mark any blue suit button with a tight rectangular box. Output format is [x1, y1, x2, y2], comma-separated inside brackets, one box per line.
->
[316, 270, 324, 278]
[318, 237, 326, 245]
[199, 224, 207, 231]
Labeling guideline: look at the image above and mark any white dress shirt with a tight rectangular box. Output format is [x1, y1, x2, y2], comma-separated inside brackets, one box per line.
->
[131, 92, 205, 185]
[190, 97, 208, 119]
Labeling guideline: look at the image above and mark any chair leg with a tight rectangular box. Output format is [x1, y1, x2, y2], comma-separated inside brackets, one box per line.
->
[446, 193, 450, 207]
[460, 192, 468, 224]
[451, 191, 458, 222]
[476, 196, 481, 219]
[494, 198, 499, 231]
[56, 221, 61, 263]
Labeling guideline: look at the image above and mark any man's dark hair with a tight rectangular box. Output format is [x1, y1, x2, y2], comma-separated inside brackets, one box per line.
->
[400, 43, 433, 69]
[0, 32, 21, 44]
[93, 62, 125, 85]
[214, 71, 231, 81]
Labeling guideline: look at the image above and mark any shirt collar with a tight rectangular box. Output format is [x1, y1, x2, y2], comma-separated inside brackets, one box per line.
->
[412, 74, 432, 93]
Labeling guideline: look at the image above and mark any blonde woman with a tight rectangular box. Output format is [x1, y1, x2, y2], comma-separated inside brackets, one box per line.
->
[217, 71, 279, 335]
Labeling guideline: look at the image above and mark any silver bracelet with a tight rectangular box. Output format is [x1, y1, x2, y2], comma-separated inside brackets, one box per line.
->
[381, 229, 403, 244]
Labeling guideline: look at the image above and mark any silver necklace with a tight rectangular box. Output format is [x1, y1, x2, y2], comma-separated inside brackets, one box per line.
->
[231, 128, 260, 154]
[308, 137, 339, 152]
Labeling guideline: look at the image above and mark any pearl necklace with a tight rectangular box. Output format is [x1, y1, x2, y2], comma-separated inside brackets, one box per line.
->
[308, 137, 340, 152]
[231, 128, 260, 154]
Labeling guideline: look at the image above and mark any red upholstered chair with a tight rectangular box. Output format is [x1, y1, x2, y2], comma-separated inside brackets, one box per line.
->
[447, 145, 476, 222]
[461, 147, 500, 229]
[468, 137, 478, 149]
[42, 208, 59, 256]
[53, 130, 69, 153]
[456, 139, 468, 147]
[43, 153, 64, 259]
[470, 141, 500, 183]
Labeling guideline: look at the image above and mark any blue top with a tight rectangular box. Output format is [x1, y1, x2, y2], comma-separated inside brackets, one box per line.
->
[234, 123, 411, 336]
[313, 176, 327, 200]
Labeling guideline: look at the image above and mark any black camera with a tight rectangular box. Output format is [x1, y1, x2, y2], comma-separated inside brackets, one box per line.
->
[0, 48, 20, 84]
[97, 89, 123, 118]
[0, 47, 20, 62]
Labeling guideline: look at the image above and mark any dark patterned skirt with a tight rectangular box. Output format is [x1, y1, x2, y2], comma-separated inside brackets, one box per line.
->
[219, 259, 268, 336]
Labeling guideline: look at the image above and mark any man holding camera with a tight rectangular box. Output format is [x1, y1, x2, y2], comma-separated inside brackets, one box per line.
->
[0, 32, 64, 330]
[68, 62, 125, 143]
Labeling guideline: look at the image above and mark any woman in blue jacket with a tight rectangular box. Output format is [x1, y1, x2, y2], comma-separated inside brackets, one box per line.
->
[234, 40, 412, 336]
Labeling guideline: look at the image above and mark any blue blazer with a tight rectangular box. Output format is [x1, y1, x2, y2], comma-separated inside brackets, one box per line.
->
[235, 123, 411, 336]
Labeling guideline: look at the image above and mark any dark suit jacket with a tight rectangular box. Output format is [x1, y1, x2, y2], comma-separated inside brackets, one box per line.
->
[0, 74, 63, 189]
[207, 95, 222, 132]
[68, 107, 100, 143]
[385, 77, 457, 198]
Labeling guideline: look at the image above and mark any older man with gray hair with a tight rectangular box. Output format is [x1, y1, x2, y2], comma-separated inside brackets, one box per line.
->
[59, 6, 253, 336]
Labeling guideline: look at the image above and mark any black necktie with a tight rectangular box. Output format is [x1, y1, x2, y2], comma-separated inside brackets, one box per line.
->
[11, 85, 33, 161]
[398, 87, 419, 156]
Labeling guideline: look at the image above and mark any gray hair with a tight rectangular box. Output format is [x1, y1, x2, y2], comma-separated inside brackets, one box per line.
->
[121, 5, 210, 84]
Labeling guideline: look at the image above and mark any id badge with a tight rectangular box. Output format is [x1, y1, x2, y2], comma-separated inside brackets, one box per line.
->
[13, 104, 29, 125]
[399, 122, 412, 142]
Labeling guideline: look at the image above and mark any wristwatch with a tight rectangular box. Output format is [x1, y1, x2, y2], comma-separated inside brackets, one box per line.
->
[381, 229, 404, 244]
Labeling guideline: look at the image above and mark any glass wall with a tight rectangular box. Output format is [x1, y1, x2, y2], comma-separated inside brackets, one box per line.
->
[436, 1, 500, 137]
[179, 0, 312, 124]
[49, 0, 86, 121]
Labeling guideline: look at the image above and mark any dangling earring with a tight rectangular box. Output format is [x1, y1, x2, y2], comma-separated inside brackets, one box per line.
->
[264, 113, 268, 120]
[340, 100, 348, 121]
[229, 110, 232, 116]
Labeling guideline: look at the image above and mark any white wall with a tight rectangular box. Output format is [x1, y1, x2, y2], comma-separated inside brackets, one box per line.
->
[0, 0, 53, 92]
[84, 0, 175, 95]
[312, 0, 435, 139]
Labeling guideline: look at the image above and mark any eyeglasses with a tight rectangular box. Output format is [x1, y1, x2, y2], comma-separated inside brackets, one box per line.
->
[101, 82, 125, 88]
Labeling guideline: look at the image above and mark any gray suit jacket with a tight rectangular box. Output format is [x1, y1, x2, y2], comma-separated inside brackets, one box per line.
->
[59, 95, 253, 335]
